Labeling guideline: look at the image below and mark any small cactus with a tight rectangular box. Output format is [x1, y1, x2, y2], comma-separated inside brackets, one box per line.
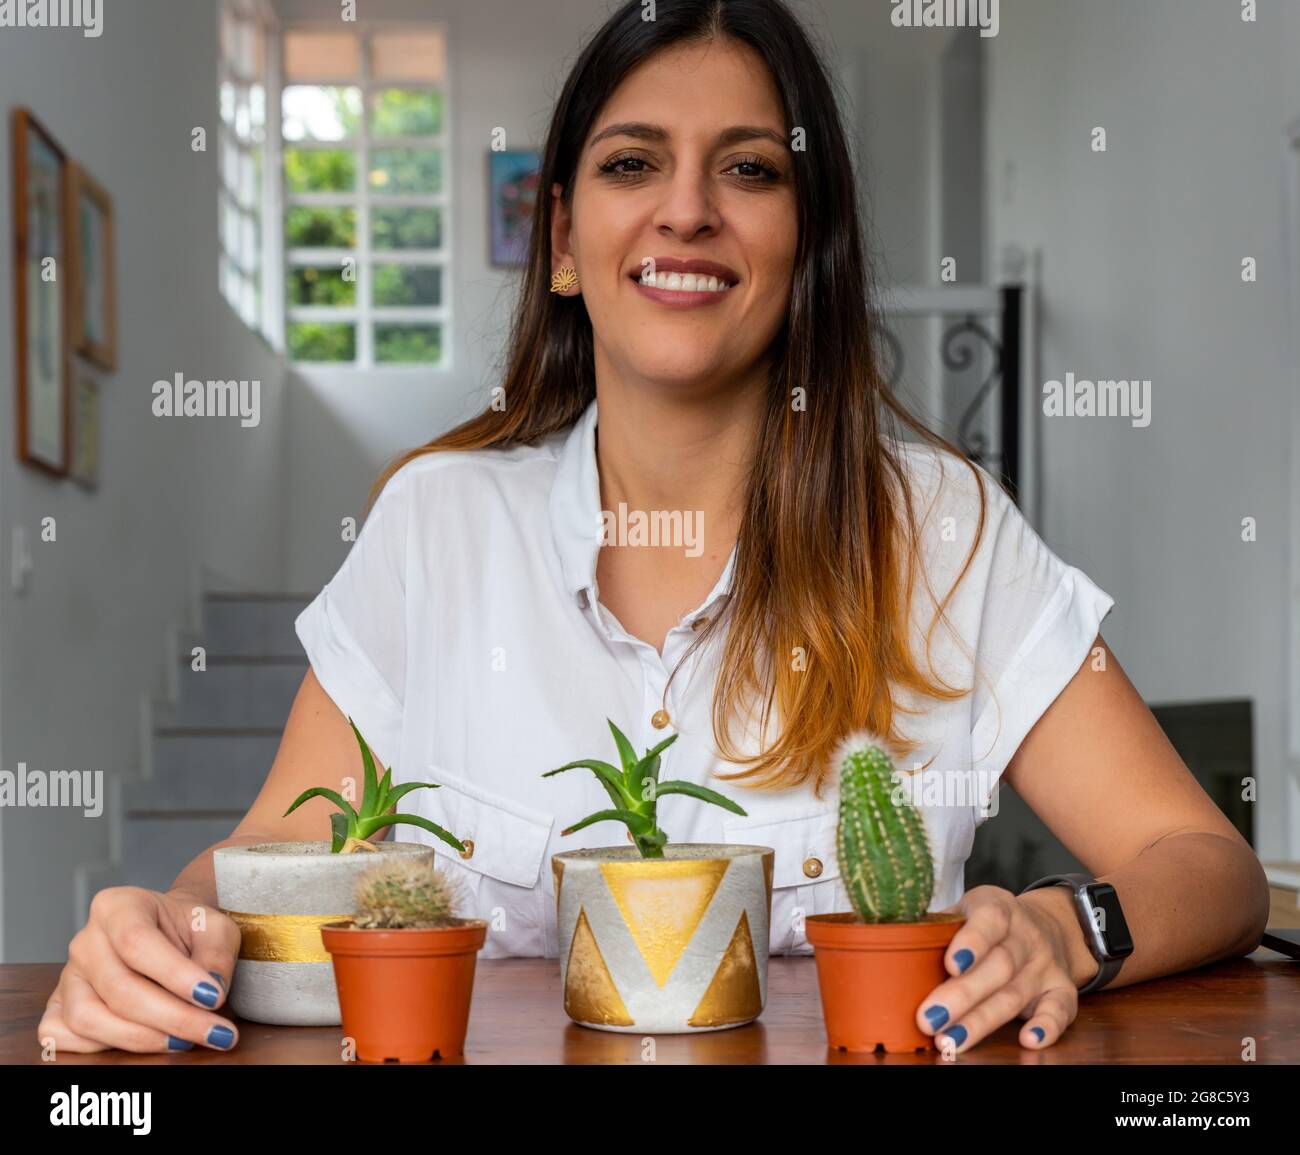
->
[835, 736, 934, 923]
[353, 857, 463, 929]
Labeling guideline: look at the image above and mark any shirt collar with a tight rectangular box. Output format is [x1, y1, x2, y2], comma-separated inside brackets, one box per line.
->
[548, 398, 737, 618]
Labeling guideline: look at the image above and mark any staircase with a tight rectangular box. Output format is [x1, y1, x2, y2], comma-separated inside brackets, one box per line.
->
[78, 594, 310, 911]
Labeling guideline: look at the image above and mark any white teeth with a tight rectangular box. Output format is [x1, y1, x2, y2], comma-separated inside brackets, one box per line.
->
[638, 269, 732, 292]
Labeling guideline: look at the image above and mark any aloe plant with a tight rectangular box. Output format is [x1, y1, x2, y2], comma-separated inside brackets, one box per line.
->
[284, 718, 465, 855]
[543, 719, 746, 858]
[837, 739, 934, 922]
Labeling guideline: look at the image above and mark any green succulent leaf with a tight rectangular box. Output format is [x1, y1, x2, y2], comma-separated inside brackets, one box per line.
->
[368, 812, 466, 854]
[543, 759, 628, 808]
[384, 780, 442, 807]
[560, 808, 652, 837]
[607, 719, 640, 778]
[348, 717, 383, 818]
[329, 811, 350, 853]
[283, 786, 358, 823]
[655, 779, 748, 816]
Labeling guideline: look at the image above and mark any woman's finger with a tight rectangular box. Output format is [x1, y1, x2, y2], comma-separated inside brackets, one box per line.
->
[58, 971, 180, 1054]
[38, 986, 111, 1055]
[1019, 983, 1077, 1049]
[933, 970, 1040, 1057]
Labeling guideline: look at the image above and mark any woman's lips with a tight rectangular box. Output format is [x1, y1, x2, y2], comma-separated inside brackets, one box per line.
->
[629, 272, 735, 309]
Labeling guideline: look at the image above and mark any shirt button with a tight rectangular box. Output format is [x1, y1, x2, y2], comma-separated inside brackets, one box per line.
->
[650, 709, 670, 729]
[459, 839, 476, 860]
[803, 856, 823, 878]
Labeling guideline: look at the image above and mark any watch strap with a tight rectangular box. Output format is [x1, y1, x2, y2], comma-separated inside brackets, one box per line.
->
[1020, 872, 1124, 995]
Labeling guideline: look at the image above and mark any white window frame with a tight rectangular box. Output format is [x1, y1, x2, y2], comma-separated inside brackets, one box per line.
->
[217, 0, 278, 341]
[277, 19, 452, 370]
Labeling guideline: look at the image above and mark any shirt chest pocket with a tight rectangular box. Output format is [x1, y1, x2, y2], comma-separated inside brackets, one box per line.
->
[412, 768, 556, 930]
[722, 807, 845, 954]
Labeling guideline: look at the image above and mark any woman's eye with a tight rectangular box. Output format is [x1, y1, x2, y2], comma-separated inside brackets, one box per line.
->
[599, 155, 648, 179]
[726, 157, 781, 181]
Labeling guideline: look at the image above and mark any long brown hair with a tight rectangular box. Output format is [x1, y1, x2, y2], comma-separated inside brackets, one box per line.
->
[373, 0, 987, 795]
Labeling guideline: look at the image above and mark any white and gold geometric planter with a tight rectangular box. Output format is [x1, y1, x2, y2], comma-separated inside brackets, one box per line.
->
[553, 844, 774, 1034]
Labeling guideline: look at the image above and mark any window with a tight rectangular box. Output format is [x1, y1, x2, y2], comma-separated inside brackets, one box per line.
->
[217, 0, 269, 334]
[280, 24, 450, 367]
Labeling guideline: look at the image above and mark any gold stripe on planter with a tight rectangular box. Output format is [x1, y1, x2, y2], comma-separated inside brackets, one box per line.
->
[222, 909, 349, 963]
[688, 910, 762, 1027]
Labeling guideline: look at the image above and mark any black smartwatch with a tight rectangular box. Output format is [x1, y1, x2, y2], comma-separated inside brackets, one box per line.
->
[1020, 873, 1134, 994]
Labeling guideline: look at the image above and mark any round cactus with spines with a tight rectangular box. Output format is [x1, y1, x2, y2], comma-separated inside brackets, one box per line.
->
[835, 736, 934, 923]
[353, 857, 463, 929]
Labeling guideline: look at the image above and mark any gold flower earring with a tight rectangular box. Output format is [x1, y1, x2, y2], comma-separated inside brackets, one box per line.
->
[550, 265, 579, 294]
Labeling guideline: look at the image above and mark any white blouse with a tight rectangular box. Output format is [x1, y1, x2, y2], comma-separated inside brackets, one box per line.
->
[295, 398, 1114, 959]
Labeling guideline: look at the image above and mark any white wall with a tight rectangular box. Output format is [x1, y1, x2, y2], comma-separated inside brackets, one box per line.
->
[0, 0, 289, 960]
[986, 0, 1299, 857]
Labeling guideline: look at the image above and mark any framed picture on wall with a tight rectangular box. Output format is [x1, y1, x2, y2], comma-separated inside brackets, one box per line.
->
[12, 108, 69, 475]
[69, 368, 100, 489]
[66, 162, 116, 370]
[488, 149, 540, 268]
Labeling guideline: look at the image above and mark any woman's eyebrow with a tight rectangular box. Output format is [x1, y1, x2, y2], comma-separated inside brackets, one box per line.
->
[588, 121, 789, 151]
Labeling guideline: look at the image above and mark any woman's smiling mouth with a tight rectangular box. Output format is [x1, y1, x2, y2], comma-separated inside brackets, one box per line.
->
[630, 259, 738, 307]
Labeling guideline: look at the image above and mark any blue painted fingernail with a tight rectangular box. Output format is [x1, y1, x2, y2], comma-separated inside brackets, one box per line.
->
[207, 1025, 235, 1049]
[208, 970, 225, 989]
[942, 1024, 968, 1048]
[167, 1035, 194, 1051]
[953, 948, 975, 973]
[192, 981, 219, 1008]
[924, 1005, 950, 1030]
[1031, 1026, 1046, 1043]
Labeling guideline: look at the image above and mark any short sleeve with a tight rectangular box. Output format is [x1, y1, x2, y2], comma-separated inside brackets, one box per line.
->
[295, 471, 411, 770]
[965, 480, 1114, 817]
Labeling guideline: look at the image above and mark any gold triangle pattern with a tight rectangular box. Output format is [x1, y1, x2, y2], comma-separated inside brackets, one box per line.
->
[688, 909, 762, 1027]
[600, 859, 731, 987]
[564, 907, 633, 1026]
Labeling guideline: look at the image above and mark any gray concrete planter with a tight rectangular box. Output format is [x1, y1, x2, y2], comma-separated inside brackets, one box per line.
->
[214, 841, 434, 1026]
[553, 843, 774, 1034]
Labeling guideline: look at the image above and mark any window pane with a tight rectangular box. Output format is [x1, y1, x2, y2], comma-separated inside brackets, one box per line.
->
[285, 148, 357, 193]
[371, 29, 445, 82]
[286, 206, 356, 247]
[222, 195, 241, 260]
[289, 322, 356, 362]
[372, 264, 442, 307]
[284, 29, 361, 81]
[249, 84, 266, 142]
[288, 265, 357, 307]
[369, 148, 442, 194]
[372, 206, 441, 250]
[220, 81, 236, 126]
[375, 323, 441, 364]
[370, 89, 442, 137]
[221, 135, 240, 195]
[282, 86, 362, 142]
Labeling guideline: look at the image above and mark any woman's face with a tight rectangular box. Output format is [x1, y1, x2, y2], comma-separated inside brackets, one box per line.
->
[553, 37, 798, 397]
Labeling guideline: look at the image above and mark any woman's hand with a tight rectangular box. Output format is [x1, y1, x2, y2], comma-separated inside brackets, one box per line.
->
[38, 886, 243, 1055]
[915, 885, 1082, 1055]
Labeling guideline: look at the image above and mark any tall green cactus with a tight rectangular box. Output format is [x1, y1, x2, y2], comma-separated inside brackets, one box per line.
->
[836, 738, 934, 922]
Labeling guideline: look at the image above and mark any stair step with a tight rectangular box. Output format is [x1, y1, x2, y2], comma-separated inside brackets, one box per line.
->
[157, 661, 307, 729]
[130, 730, 282, 810]
[200, 594, 312, 658]
[121, 815, 243, 894]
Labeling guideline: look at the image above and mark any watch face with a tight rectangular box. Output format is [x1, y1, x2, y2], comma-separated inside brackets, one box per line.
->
[1085, 884, 1134, 957]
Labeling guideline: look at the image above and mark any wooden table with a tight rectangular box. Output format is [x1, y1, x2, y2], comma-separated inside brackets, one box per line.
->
[3, 949, 1298, 1064]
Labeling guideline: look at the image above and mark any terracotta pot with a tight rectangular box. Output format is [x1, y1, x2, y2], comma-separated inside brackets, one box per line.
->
[553, 844, 774, 1033]
[805, 911, 965, 1053]
[320, 919, 488, 1062]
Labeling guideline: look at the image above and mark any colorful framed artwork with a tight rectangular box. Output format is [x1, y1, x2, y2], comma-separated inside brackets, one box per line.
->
[12, 108, 69, 475]
[66, 162, 117, 370]
[69, 368, 100, 489]
[488, 149, 540, 268]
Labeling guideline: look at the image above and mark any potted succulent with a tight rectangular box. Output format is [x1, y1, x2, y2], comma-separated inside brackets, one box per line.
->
[544, 720, 773, 1034]
[804, 736, 966, 1053]
[321, 856, 488, 1061]
[213, 720, 466, 1026]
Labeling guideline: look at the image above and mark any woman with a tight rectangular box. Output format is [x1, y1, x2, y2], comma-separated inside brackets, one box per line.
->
[42, 0, 1267, 1057]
